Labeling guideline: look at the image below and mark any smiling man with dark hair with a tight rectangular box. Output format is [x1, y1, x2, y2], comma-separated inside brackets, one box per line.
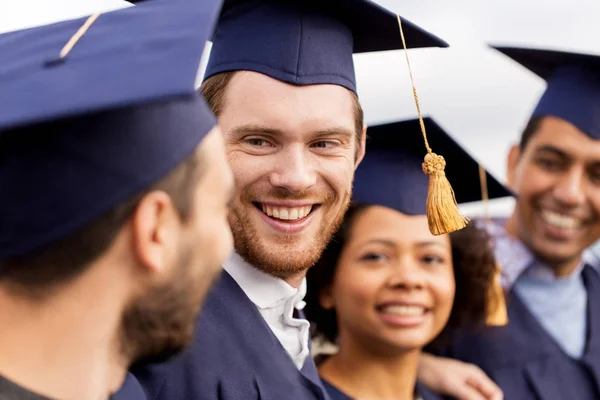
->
[419, 46, 600, 400]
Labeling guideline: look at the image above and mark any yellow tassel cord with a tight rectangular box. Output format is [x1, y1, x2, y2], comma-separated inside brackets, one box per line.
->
[478, 164, 508, 326]
[43, 12, 101, 68]
[397, 16, 469, 235]
[59, 13, 101, 59]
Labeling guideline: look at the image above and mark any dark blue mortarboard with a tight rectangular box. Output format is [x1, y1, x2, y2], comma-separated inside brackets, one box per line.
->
[491, 45, 600, 140]
[0, 0, 223, 259]
[204, 0, 449, 93]
[353, 117, 511, 216]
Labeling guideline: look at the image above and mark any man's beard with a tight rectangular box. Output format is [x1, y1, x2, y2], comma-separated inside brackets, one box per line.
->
[229, 187, 351, 279]
[122, 248, 214, 368]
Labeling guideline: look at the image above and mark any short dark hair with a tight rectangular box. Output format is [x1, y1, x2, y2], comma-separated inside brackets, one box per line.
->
[0, 126, 203, 301]
[200, 71, 365, 153]
[519, 116, 544, 151]
[304, 203, 497, 347]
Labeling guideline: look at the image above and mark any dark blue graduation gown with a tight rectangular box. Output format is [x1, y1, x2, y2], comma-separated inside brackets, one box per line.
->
[112, 373, 146, 400]
[322, 378, 442, 400]
[132, 270, 330, 400]
[448, 265, 600, 400]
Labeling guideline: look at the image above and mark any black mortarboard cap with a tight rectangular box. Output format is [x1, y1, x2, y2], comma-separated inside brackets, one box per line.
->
[353, 117, 511, 215]
[491, 45, 600, 139]
[204, 0, 448, 93]
[0, 0, 223, 258]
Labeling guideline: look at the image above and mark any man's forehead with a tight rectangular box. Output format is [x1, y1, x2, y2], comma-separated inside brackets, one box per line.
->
[221, 72, 357, 134]
[531, 117, 600, 161]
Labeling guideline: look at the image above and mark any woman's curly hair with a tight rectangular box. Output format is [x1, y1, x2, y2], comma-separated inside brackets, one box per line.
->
[304, 202, 498, 348]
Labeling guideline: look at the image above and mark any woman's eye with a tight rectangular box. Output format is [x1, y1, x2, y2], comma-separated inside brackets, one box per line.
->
[422, 255, 444, 264]
[360, 252, 387, 262]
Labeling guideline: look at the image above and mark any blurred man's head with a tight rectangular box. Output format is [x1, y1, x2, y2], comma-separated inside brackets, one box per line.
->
[0, 2, 230, 398]
[0, 105, 234, 366]
[507, 115, 600, 274]
[493, 48, 600, 273]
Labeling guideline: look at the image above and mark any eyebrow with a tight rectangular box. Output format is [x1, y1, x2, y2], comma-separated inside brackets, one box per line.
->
[229, 124, 354, 140]
[229, 124, 283, 137]
[534, 145, 570, 159]
[311, 127, 354, 140]
[359, 238, 396, 248]
[357, 238, 447, 250]
[536, 145, 600, 168]
[414, 241, 447, 249]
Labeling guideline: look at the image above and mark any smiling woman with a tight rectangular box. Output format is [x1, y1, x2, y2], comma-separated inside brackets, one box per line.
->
[304, 204, 496, 400]
[307, 202, 496, 340]
[303, 117, 505, 400]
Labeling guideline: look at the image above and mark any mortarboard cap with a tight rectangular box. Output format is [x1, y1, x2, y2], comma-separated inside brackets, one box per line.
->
[490, 45, 600, 139]
[203, 0, 448, 93]
[0, 0, 223, 259]
[353, 117, 511, 216]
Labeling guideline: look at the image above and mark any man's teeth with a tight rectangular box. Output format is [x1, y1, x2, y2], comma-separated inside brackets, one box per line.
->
[261, 205, 312, 220]
[541, 210, 582, 230]
[380, 305, 425, 317]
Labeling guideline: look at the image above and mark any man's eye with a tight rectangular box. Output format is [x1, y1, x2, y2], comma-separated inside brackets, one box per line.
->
[311, 141, 337, 149]
[536, 157, 564, 171]
[245, 138, 271, 147]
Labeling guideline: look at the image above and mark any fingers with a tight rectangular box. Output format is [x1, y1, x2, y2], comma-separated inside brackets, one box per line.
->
[450, 383, 491, 400]
[417, 354, 503, 400]
[465, 367, 504, 400]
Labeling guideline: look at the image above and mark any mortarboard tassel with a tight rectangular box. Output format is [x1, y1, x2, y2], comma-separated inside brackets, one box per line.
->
[478, 164, 508, 326]
[396, 16, 469, 235]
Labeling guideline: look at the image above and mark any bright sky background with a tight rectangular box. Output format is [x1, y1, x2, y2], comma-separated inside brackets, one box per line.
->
[3, 0, 600, 222]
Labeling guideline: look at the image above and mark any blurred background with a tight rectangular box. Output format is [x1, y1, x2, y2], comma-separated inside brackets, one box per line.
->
[3, 0, 599, 261]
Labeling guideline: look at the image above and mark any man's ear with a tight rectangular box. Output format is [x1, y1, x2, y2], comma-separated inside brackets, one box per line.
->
[130, 191, 180, 274]
[355, 124, 367, 169]
[506, 144, 521, 192]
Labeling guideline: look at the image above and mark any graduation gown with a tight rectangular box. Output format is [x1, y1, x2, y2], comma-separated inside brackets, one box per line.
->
[322, 379, 442, 400]
[448, 265, 600, 400]
[133, 270, 330, 400]
[112, 373, 147, 400]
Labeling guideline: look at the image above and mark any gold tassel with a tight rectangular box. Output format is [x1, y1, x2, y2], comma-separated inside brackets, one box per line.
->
[486, 264, 508, 326]
[397, 16, 469, 235]
[478, 164, 508, 326]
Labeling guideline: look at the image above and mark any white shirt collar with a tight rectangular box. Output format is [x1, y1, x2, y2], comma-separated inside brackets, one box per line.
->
[223, 252, 307, 310]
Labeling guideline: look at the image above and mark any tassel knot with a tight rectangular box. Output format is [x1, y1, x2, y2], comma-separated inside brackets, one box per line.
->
[422, 152, 469, 236]
[422, 153, 446, 175]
